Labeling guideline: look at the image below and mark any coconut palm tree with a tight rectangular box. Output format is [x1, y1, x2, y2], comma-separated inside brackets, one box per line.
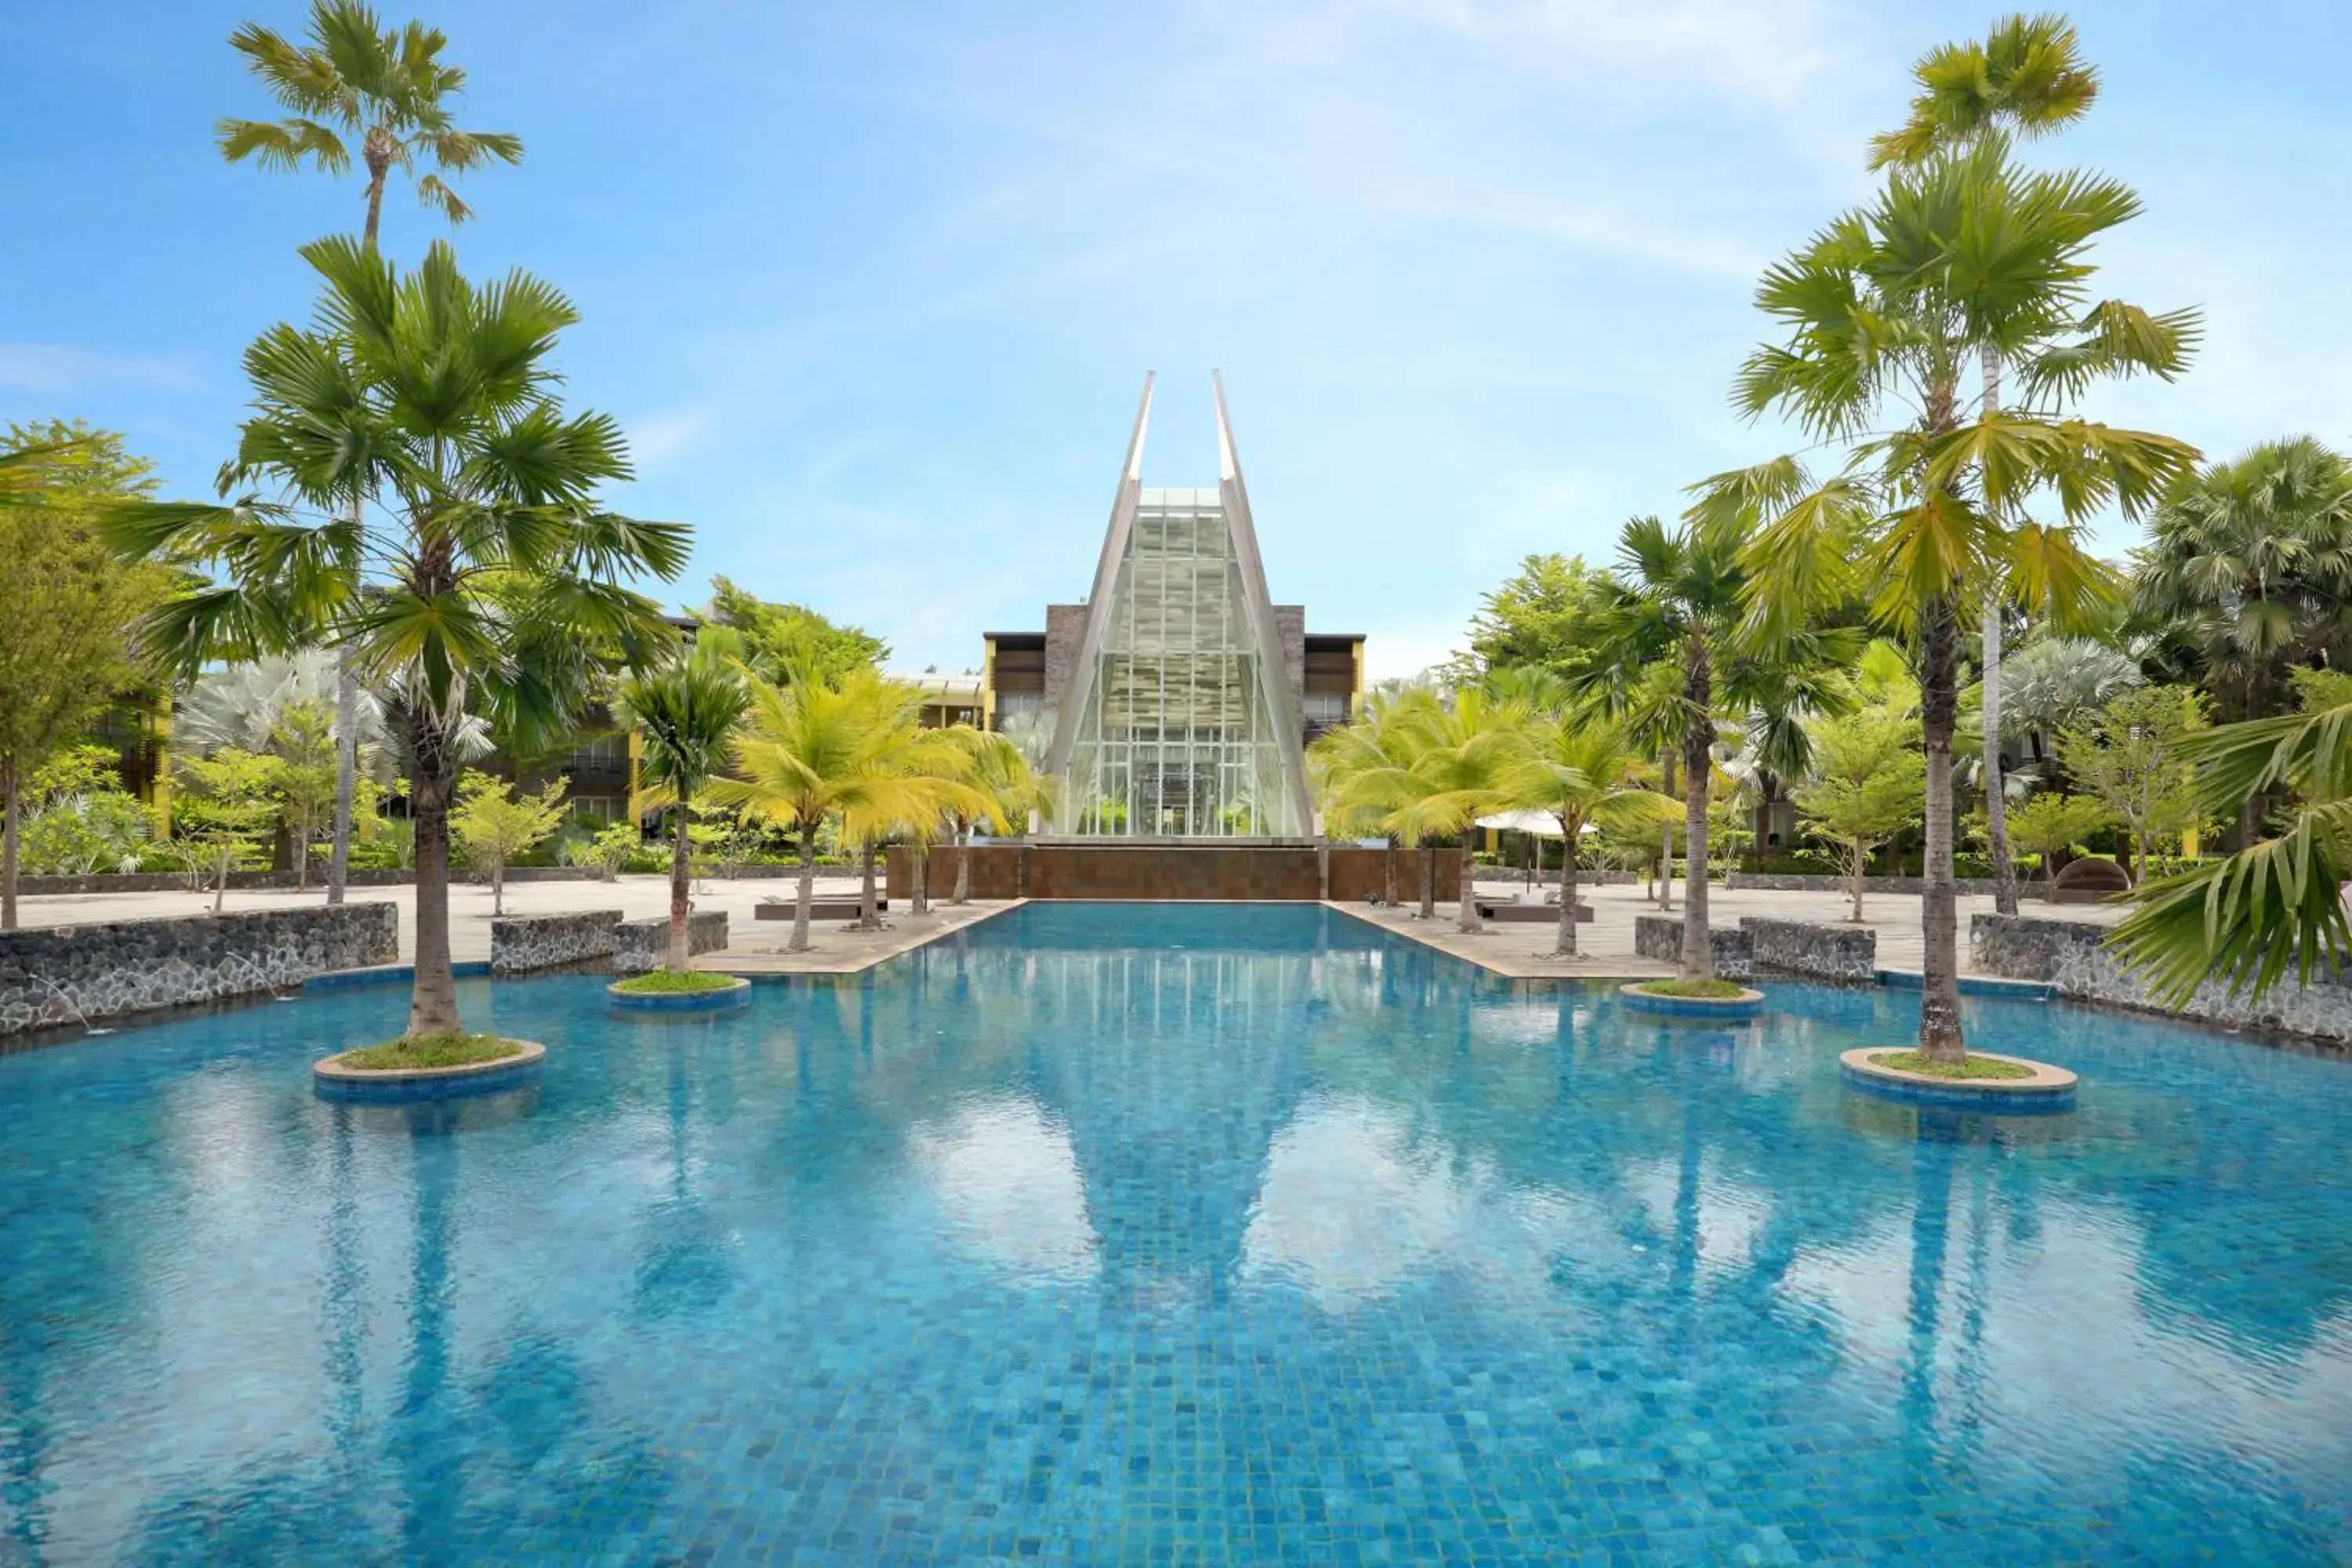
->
[940, 725, 1047, 906]
[1312, 688, 1443, 915]
[616, 628, 752, 974]
[1384, 685, 1539, 935]
[106, 238, 684, 1040]
[220, 0, 522, 908]
[1727, 136, 2198, 1062]
[1519, 711, 1675, 956]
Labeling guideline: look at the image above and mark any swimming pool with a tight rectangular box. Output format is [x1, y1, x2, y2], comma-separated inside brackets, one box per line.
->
[1, 901, 2347, 1563]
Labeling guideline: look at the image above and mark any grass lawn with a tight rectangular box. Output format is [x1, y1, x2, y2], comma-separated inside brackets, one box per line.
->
[1633, 978, 1751, 1000]
[334, 1033, 524, 1071]
[1868, 1050, 2036, 1080]
[612, 969, 742, 994]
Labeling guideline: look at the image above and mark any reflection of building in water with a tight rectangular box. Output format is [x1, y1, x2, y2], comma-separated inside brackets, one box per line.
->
[978, 375, 1364, 837]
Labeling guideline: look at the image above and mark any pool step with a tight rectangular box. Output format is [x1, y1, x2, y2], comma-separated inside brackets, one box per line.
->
[1875, 968, 2056, 1001]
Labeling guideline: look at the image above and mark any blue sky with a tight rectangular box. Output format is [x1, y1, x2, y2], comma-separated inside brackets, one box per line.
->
[5, 2, 2349, 678]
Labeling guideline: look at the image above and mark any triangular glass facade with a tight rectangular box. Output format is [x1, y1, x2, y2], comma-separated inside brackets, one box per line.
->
[1059, 488, 1309, 837]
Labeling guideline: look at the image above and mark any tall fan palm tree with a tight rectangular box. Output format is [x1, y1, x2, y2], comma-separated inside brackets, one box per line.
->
[220, 0, 522, 907]
[617, 628, 753, 974]
[220, 0, 522, 246]
[1727, 136, 2197, 1062]
[1870, 15, 2139, 916]
[106, 238, 685, 1040]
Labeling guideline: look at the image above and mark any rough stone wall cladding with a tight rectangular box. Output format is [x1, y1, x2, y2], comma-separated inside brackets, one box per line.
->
[1632, 915, 1755, 980]
[1970, 913, 2352, 1044]
[1044, 604, 1087, 711]
[1028, 847, 1323, 900]
[1326, 848, 1465, 905]
[0, 902, 399, 1034]
[889, 846, 1025, 900]
[1726, 872, 2002, 896]
[1272, 605, 1306, 705]
[612, 911, 731, 975]
[490, 909, 624, 975]
[1740, 916, 1876, 982]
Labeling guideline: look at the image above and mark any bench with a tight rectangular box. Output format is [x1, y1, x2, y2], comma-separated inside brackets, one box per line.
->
[754, 898, 887, 921]
[1474, 898, 1592, 923]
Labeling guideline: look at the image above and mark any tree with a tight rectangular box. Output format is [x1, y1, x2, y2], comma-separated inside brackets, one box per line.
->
[107, 239, 686, 1041]
[1461, 554, 1616, 685]
[1384, 684, 1538, 935]
[1994, 635, 2144, 789]
[18, 747, 162, 877]
[448, 771, 568, 915]
[1871, 13, 2105, 919]
[1518, 710, 1675, 956]
[0, 425, 172, 929]
[173, 748, 280, 915]
[267, 699, 341, 888]
[219, 0, 523, 910]
[2004, 792, 2111, 897]
[939, 725, 1047, 906]
[2110, 693, 2352, 1006]
[1727, 126, 2197, 1062]
[705, 577, 887, 687]
[615, 629, 752, 972]
[2060, 684, 2207, 885]
[1311, 690, 1431, 913]
[1794, 709, 1926, 921]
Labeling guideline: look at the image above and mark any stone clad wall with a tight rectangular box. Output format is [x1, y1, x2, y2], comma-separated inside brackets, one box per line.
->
[0, 903, 398, 1034]
[490, 910, 624, 975]
[1632, 915, 1754, 981]
[613, 911, 730, 975]
[1970, 913, 2352, 1044]
[1740, 917, 1876, 982]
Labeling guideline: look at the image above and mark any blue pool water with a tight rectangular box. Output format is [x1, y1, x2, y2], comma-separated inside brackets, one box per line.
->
[2, 902, 2350, 1564]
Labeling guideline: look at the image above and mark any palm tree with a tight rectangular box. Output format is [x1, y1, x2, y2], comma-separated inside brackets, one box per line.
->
[1385, 685, 1539, 935]
[1869, 14, 2127, 917]
[940, 725, 1047, 906]
[616, 629, 752, 974]
[2132, 438, 2352, 844]
[1728, 135, 2197, 1061]
[220, 0, 522, 909]
[2110, 695, 2352, 1006]
[220, 1, 521, 247]
[106, 238, 684, 1040]
[1519, 710, 1675, 956]
[1312, 688, 1443, 915]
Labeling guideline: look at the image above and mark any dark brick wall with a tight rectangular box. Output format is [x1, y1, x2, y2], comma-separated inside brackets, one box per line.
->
[1326, 847, 1463, 904]
[888, 844, 1464, 903]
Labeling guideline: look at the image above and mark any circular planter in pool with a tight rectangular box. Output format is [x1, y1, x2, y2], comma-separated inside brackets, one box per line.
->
[607, 975, 753, 1012]
[313, 1040, 546, 1104]
[1839, 1047, 2077, 1114]
[1619, 982, 1766, 1020]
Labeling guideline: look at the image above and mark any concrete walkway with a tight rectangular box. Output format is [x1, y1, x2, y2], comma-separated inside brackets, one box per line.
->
[1338, 875, 2122, 981]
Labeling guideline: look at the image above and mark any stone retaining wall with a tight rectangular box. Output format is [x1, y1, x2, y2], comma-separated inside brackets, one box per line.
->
[1970, 913, 2352, 1044]
[1632, 914, 1753, 980]
[613, 910, 731, 975]
[0, 902, 398, 1034]
[490, 909, 624, 975]
[1740, 916, 1876, 982]
[1727, 871, 2002, 896]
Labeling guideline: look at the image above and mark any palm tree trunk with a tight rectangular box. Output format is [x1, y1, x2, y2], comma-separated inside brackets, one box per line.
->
[1679, 645, 1714, 981]
[791, 825, 815, 953]
[1554, 816, 1579, 957]
[406, 724, 463, 1039]
[666, 790, 692, 974]
[327, 642, 358, 907]
[1457, 834, 1483, 934]
[1918, 594, 1966, 1062]
[952, 826, 971, 904]
[1419, 847, 1436, 919]
[1657, 751, 1676, 911]
[1979, 342, 2019, 918]
[1383, 840, 1396, 906]
[858, 840, 879, 929]
[2, 765, 18, 933]
[913, 844, 930, 916]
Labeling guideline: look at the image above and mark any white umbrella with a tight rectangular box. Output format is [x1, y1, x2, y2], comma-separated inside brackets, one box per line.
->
[1475, 811, 1576, 837]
